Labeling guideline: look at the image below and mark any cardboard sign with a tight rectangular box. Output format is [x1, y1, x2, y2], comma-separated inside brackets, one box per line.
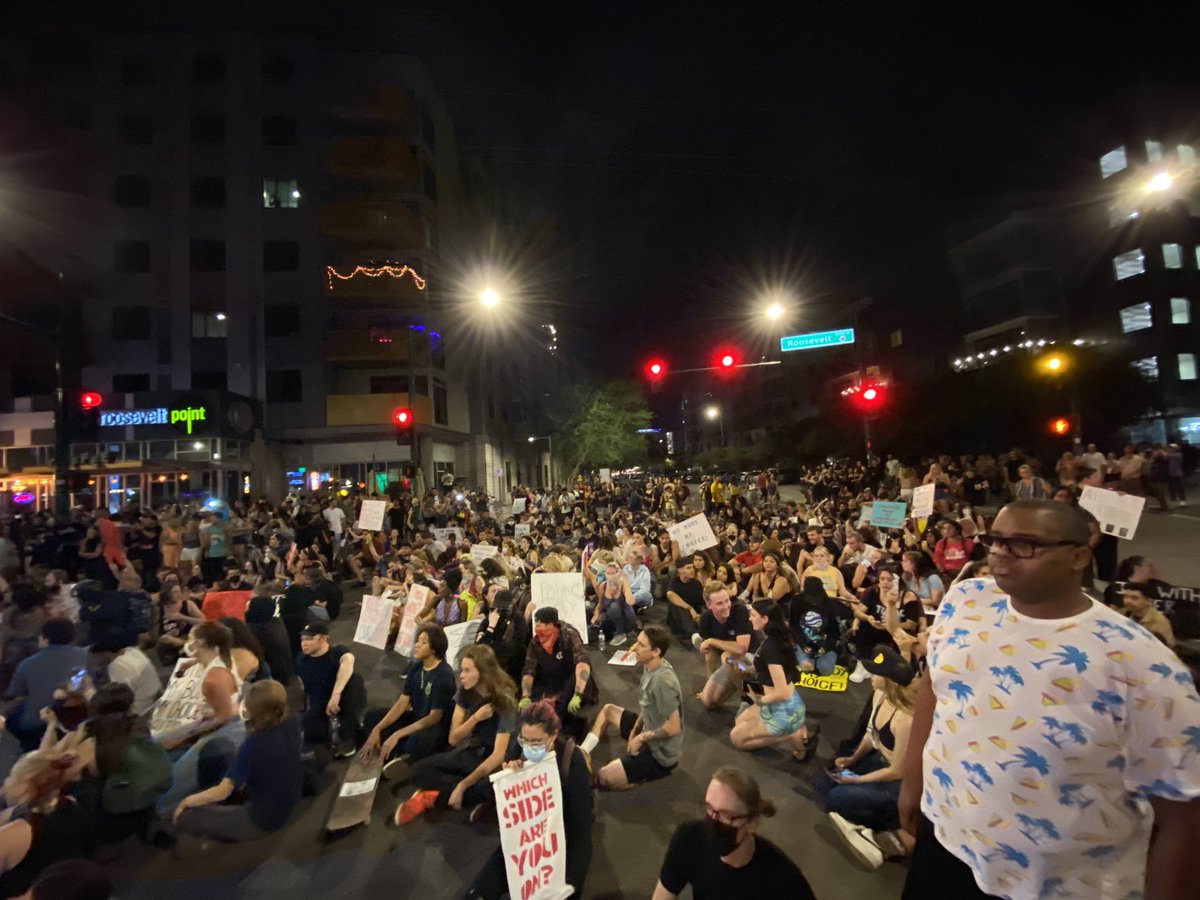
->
[667, 513, 719, 556]
[1079, 486, 1146, 540]
[856, 504, 872, 527]
[608, 648, 638, 667]
[514, 523, 531, 539]
[599, 468, 612, 484]
[431, 527, 464, 544]
[356, 499, 387, 532]
[530, 572, 588, 641]
[870, 500, 907, 530]
[353, 594, 396, 650]
[490, 753, 574, 900]
[911, 484, 936, 519]
[443, 620, 482, 668]
[797, 665, 849, 693]
[512, 498, 526, 515]
[470, 543, 500, 563]
[394, 584, 431, 656]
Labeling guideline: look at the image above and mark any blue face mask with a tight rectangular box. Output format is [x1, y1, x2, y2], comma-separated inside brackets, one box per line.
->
[520, 739, 549, 764]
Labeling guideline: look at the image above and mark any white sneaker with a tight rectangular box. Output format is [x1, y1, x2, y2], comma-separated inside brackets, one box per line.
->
[849, 661, 871, 683]
[610, 633, 627, 647]
[829, 812, 885, 870]
[691, 633, 703, 651]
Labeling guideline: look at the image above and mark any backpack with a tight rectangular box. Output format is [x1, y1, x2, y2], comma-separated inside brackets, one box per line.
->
[78, 589, 133, 628]
[101, 736, 173, 815]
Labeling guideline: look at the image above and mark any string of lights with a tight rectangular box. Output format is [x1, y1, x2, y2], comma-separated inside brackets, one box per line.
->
[325, 262, 427, 290]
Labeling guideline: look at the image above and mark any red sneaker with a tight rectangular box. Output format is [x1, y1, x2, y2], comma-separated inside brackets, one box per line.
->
[394, 789, 439, 826]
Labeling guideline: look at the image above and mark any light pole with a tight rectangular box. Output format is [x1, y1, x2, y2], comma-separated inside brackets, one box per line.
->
[705, 405, 724, 447]
[529, 435, 553, 488]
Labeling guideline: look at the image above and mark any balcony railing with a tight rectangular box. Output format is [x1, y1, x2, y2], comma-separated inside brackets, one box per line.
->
[326, 392, 433, 427]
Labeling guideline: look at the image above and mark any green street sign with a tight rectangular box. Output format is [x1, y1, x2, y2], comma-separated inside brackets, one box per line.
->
[780, 328, 856, 352]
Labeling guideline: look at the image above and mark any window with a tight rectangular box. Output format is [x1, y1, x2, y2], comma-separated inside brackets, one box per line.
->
[192, 311, 227, 338]
[117, 114, 153, 145]
[369, 375, 408, 394]
[1163, 243, 1183, 269]
[119, 54, 154, 85]
[889, 329, 903, 348]
[1120, 302, 1152, 332]
[262, 53, 294, 81]
[1180, 354, 1198, 381]
[1100, 147, 1127, 179]
[190, 177, 225, 208]
[262, 115, 296, 146]
[1132, 357, 1159, 380]
[266, 370, 302, 403]
[262, 178, 300, 208]
[1180, 145, 1197, 168]
[190, 240, 225, 272]
[263, 241, 299, 272]
[111, 306, 151, 339]
[113, 241, 150, 273]
[1112, 248, 1145, 280]
[191, 371, 227, 390]
[191, 54, 225, 84]
[112, 373, 150, 393]
[1171, 298, 1191, 325]
[433, 380, 448, 426]
[113, 175, 151, 207]
[263, 304, 301, 337]
[191, 113, 225, 146]
[1145, 140, 1164, 164]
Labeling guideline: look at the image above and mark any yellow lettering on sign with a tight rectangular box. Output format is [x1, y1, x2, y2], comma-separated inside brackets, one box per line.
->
[795, 665, 849, 693]
[169, 406, 208, 434]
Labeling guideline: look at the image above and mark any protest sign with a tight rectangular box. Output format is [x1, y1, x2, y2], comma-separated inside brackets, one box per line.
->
[530, 572, 588, 639]
[431, 526, 464, 544]
[599, 468, 612, 484]
[490, 754, 574, 900]
[512, 498, 526, 515]
[1079, 486, 1146, 540]
[356, 499, 386, 532]
[352, 594, 396, 650]
[911, 484, 935, 519]
[394, 584, 431, 656]
[856, 504, 873, 527]
[443, 620, 481, 668]
[796, 665, 848, 693]
[608, 648, 638, 667]
[667, 513, 719, 556]
[515, 523, 531, 539]
[470, 543, 500, 563]
[870, 500, 907, 530]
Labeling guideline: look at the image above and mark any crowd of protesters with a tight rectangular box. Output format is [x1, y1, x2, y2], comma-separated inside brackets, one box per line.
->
[0, 438, 1194, 897]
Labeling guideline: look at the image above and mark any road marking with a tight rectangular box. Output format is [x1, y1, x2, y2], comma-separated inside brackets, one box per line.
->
[1169, 514, 1200, 523]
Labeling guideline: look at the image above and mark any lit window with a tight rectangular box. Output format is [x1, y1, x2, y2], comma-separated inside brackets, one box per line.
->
[1112, 248, 1145, 280]
[191, 311, 227, 338]
[1171, 297, 1191, 324]
[1120, 302, 1153, 333]
[889, 329, 903, 348]
[1100, 146, 1127, 179]
[1132, 357, 1159, 380]
[262, 178, 300, 208]
[1163, 243, 1183, 269]
[1180, 353, 1198, 381]
[1179, 145, 1197, 167]
[1195, 246, 1200, 270]
[1145, 140, 1164, 164]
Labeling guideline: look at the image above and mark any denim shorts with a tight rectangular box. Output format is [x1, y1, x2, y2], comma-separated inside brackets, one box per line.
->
[759, 689, 805, 737]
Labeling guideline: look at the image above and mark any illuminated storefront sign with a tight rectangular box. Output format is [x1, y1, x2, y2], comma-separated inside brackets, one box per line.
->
[99, 404, 209, 435]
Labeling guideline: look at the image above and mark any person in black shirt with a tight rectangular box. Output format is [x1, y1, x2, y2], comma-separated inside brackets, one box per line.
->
[280, 569, 318, 658]
[696, 583, 755, 711]
[653, 766, 815, 900]
[850, 566, 924, 657]
[730, 601, 809, 756]
[359, 623, 456, 780]
[665, 559, 705, 639]
[244, 594, 294, 686]
[294, 622, 364, 756]
[306, 564, 342, 621]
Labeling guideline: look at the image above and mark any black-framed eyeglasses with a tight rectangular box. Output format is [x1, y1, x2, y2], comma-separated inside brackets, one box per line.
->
[701, 801, 751, 827]
[979, 534, 1084, 559]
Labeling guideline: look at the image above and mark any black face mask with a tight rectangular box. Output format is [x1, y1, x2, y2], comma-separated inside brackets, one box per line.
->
[704, 817, 742, 856]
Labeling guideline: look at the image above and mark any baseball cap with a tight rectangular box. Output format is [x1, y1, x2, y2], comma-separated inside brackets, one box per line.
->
[300, 621, 330, 637]
[861, 644, 917, 686]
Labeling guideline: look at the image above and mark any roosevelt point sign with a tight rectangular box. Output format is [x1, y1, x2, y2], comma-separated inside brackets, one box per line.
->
[99, 403, 209, 435]
[780, 328, 856, 352]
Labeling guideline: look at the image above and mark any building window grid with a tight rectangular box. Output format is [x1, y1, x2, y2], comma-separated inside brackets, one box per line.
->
[1119, 302, 1152, 333]
[262, 178, 300, 208]
[1133, 357, 1159, 381]
[1170, 298, 1191, 325]
[1145, 140, 1164, 165]
[1180, 354, 1198, 382]
[191, 311, 227, 338]
[1112, 249, 1145, 281]
[1100, 147, 1127, 179]
[1163, 243, 1183, 269]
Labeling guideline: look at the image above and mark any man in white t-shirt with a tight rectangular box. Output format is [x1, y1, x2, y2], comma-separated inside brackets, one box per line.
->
[90, 632, 163, 716]
[900, 499, 1200, 899]
[322, 502, 346, 548]
[1081, 443, 1106, 477]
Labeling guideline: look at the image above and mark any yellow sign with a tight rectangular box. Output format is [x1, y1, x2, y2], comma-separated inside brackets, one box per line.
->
[797, 665, 849, 693]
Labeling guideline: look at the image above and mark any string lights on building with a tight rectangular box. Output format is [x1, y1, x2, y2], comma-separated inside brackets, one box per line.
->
[325, 262, 427, 291]
[951, 337, 1096, 371]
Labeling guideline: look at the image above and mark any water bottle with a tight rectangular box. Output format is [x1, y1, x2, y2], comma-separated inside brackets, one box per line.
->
[599, 631, 606, 652]
[329, 713, 342, 746]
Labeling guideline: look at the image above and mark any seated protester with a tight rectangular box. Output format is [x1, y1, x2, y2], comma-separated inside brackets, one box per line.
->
[244, 594, 294, 687]
[154, 583, 206, 664]
[425, 568, 466, 627]
[474, 588, 523, 679]
[850, 547, 887, 597]
[219, 617, 267, 682]
[664, 558, 705, 640]
[395, 645, 517, 825]
[360, 623, 456, 780]
[306, 564, 342, 621]
[173, 679, 301, 842]
[1101, 554, 1173, 609]
[464, 701, 593, 900]
[730, 601, 810, 759]
[695, 584, 755, 711]
[586, 561, 638, 647]
[88, 630, 162, 717]
[746, 550, 790, 604]
[799, 545, 857, 606]
[818, 645, 919, 870]
[295, 621, 364, 758]
[621, 549, 654, 611]
[731, 535, 764, 578]
[790, 577, 842, 676]
[279, 569, 317, 658]
[581, 625, 683, 790]
[652, 766, 815, 900]
[848, 565, 924, 682]
[1122, 582, 1175, 649]
[932, 520, 973, 579]
[900, 551, 945, 624]
[519, 607, 595, 739]
[4, 619, 88, 752]
[199, 567, 252, 622]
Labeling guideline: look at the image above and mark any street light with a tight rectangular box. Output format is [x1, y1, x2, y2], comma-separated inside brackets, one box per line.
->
[705, 405, 725, 447]
[1147, 171, 1173, 193]
[480, 288, 500, 308]
[765, 302, 784, 321]
[529, 435, 554, 488]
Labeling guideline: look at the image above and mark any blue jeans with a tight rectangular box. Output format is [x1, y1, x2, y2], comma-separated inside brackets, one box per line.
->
[815, 750, 901, 831]
[631, 590, 652, 611]
[157, 718, 247, 819]
[797, 649, 838, 676]
[600, 601, 638, 639]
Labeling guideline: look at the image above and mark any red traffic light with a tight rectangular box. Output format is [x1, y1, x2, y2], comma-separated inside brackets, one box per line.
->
[721, 354, 735, 367]
[80, 391, 103, 410]
[862, 387, 878, 402]
[1050, 417, 1071, 436]
[645, 358, 666, 380]
[392, 407, 413, 427]
[713, 347, 741, 373]
[848, 381, 888, 413]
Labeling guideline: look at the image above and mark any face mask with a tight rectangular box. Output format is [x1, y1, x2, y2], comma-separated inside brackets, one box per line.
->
[704, 817, 743, 856]
[520, 740, 550, 764]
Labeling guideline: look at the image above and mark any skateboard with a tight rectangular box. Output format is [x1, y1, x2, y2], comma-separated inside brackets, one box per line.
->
[326, 754, 384, 833]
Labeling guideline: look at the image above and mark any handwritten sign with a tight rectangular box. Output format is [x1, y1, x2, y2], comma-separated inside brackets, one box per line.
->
[870, 501, 907, 530]
[394, 584, 431, 656]
[1079, 486, 1146, 540]
[599, 468, 612, 484]
[856, 504, 873, 527]
[490, 754, 573, 900]
[443, 620, 482, 669]
[797, 665, 848, 693]
[352, 594, 396, 650]
[530, 572, 588, 641]
[512, 498, 526, 515]
[608, 648, 638, 667]
[667, 513, 719, 556]
[470, 543, 500, 563]
[356, 499, 387, 532]
[911, 484, 935, 519]
[515, 524, 531, 539]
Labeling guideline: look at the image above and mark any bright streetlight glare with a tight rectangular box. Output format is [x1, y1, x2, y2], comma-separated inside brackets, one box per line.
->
[766, 302, 783, 321]
[480, 288, 500, 307]
[1147, 172, 1173, 193]
[1046, 356, 1062, 371]
[705, 405, 719, 420]
[527, 436, 535, 443]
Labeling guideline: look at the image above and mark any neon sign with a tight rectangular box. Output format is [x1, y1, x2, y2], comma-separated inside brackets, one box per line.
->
[99, 404, 209, 435]
[12, 492, 35, 505]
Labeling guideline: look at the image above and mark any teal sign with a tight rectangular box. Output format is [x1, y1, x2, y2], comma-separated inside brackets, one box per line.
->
[780, 328, 856, 352]
[869, 500, 907, 530]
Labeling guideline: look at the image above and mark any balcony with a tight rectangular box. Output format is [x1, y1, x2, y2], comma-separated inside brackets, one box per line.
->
[320, 200, 426, 247]
[324, 328, 433, 366]
[326, 137, 419, 181]
[326, 392, 432, 428]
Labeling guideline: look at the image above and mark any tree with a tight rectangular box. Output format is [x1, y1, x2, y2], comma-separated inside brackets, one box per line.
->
[548, 380, 652, 479]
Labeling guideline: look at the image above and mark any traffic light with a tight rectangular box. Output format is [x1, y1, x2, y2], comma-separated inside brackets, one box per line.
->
[848, 381, 889, 414]
[393, 407, 414, 445]
[1049, 417, 1071, 436]
[644, 358, 667, 390]
[713, 347, 741, 375]
[74, 389, 103, 440]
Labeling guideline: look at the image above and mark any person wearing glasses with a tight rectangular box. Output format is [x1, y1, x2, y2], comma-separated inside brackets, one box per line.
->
[652, 766, 814, 899]
[899, 499, 1200, 900]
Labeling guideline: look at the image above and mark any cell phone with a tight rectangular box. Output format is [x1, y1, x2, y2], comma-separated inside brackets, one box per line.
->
[746, 681, 765, 695]
[838, 769, 855, 778]
[68, 668, 87, 692]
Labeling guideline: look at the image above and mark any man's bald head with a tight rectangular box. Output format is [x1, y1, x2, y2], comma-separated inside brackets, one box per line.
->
[997, 499, 1091, 545]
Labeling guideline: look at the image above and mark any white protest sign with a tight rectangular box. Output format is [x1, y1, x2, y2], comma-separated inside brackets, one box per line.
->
[1079, 486, 1146, 540]
[530, 572, 588, 640]
[490, 753, 574, 900]
[599, 468, 612, 484]
[512, 498, 526, 515]
[514, 523, 531, 539]
[856, 503, 873, 527]
[443, 620, 481, 669]
[431, 526, 464, 544]
[353, 594, 396, 650]
[911, 483, 936, 519]
[667, 513, 719, 556]
[356, 499, 387, 532]
[470, 543, 500, 563]
[394, 584, 431, 656]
